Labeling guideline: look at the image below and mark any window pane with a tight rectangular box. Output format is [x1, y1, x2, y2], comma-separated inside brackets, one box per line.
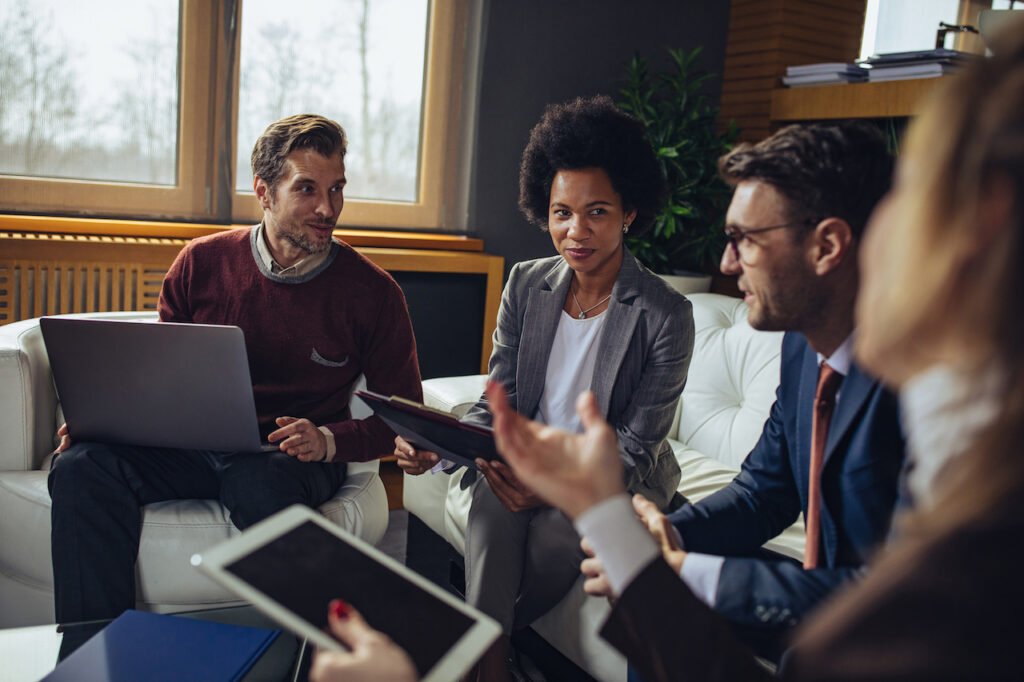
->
[236, 0, 429, 202]
[0, 0, 180, 185]
[860, 0, 961, 59]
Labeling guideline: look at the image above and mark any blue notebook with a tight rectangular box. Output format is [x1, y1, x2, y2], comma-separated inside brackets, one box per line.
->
[44, 610, 280, 682]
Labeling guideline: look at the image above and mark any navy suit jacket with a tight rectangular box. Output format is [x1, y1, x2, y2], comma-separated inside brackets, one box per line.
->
[669, 331, 905, 636]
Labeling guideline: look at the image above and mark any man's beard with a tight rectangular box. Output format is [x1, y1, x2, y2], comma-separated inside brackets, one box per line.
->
[280, 223, 332, 255]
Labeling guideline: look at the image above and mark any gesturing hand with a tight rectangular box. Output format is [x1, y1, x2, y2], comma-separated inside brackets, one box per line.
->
[309, 599, 418, 682]
[487, 381, 625, 520]
[269, 417, 328, 462]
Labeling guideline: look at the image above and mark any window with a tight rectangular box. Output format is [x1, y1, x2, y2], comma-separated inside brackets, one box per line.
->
[0, 0, 465, 230]
[860, 0, 1024, 60]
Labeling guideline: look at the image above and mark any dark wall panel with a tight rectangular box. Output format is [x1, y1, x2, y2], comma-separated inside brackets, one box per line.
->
[392, 271, 485, 380]
[469, 1, 732, 277]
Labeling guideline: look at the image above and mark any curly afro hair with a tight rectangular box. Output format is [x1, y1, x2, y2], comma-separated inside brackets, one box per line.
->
[518, 95, 667, 237]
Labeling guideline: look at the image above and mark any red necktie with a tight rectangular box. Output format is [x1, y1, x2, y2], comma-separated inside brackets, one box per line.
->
[803, 362, 843, 570]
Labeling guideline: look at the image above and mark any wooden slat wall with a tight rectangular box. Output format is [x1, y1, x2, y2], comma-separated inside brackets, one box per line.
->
[719, 0, 867, 143]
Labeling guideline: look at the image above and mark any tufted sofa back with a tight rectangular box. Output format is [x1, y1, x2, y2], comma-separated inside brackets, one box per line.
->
[671, 293, 783, 470]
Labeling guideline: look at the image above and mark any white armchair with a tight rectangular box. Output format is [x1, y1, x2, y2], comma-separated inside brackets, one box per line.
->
[0, 311, 389, 627]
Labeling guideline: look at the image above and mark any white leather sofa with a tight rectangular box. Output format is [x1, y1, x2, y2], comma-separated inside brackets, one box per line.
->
[403, 293, 805, 682]
[0, 311, 389, 628]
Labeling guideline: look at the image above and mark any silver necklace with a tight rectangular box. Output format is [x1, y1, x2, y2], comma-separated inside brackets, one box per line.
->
[571, 288, 612, 319]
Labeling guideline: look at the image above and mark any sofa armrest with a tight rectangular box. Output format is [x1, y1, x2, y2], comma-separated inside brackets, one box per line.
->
[422, 375, 487, 418]
[0, 319, 56, 472]
[0, 312, 163, 473]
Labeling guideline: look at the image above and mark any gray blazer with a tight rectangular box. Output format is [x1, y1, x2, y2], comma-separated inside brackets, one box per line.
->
[464, 250, 694, 509]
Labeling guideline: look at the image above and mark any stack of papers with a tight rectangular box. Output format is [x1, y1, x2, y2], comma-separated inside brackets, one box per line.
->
[782, 63, 867, 88]
[860, 48, 973, 82]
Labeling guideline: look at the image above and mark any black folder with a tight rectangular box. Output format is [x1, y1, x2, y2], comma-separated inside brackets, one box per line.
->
[355, 390, 502, 469]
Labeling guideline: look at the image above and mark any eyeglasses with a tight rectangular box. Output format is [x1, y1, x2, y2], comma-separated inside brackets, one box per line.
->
[724, 219, 817, 260]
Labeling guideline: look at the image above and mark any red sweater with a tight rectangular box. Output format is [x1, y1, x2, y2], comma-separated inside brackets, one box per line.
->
[158, 226, 422, 462]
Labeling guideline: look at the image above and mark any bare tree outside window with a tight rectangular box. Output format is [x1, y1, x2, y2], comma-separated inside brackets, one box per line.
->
[236, 0, 428, 203]
[0, 0, 178, 185]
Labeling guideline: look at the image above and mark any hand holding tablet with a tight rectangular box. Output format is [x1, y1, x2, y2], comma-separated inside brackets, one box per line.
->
[309, 599, 417, 682]
[193, 505, 500, 682]
[354, 391, 503, 470]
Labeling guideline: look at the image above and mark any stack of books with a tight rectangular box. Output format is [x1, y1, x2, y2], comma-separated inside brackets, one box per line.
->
[782, 63, 867, 88]
[860, 48, 973, 82]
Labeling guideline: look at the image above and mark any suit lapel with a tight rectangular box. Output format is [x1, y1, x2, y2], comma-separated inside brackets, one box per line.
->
[591, 252, 643, 415]
[516, 261, 573, 418]
[824, 362, 876, 462]
[795, 341, 820, 501]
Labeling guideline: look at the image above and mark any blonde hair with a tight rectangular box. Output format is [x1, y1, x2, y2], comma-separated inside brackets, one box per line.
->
[882, 13, 1024, 532]
[866, 18, 1024, 382]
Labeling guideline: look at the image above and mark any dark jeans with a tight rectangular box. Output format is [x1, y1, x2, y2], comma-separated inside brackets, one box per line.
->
[48, 442, 346, 623]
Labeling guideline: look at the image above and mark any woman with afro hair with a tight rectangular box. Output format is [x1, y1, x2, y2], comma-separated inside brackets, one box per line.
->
[395, 94, 694, 681]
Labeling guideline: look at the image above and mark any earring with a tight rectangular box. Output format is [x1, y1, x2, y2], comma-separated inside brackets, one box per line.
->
[622, 223, 629, 234]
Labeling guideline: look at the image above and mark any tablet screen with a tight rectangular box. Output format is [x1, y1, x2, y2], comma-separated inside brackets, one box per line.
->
[224, 520, 475, 677]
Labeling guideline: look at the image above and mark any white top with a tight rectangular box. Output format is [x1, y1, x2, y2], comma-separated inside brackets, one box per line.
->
[535, 311, 608, 432]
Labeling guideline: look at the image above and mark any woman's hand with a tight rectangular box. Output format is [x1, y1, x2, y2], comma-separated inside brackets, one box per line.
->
[393, 435, 439, 475]
[476, 459, 544, 512]
[309, 599, 418, 682]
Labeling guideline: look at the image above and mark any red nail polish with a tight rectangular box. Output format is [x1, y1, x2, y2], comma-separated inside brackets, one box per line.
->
[329, 599, 350, 619]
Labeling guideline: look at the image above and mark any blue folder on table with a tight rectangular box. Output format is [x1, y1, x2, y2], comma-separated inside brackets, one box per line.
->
[44, 610, 279, 681]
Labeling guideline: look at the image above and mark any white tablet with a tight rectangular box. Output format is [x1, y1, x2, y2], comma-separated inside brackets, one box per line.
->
[193, 505, 500, 682]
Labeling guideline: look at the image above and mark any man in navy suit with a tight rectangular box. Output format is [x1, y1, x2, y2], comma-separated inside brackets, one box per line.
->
[583, 121, 905, 662]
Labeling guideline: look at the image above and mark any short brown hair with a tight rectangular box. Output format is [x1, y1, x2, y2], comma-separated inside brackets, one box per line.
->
[251, 114, 348, 192]
[718, 121, 892, 240]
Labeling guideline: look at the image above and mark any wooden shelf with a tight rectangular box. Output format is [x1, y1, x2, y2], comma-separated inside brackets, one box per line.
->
[770, 77, 952, 122]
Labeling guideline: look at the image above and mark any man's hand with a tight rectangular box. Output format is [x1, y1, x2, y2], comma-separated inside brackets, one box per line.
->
[54, 423, 73, 454]
[269, 417, 328, 462]
[633, 494, 687, 574]
[487, 381, 625, 520]
[580, 536, 615, 600]
[394, 435, 439, 475]
[309, 599, 418, 682]
[476, 459, 544, 512]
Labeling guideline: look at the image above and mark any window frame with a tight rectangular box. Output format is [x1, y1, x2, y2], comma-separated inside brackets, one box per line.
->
[0, 0, 218, 221]
[0, 0, 467, 232]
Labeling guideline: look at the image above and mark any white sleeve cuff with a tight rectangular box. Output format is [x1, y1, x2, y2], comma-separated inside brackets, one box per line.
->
[318, 426, 336, 461]
[574, 494, 660, 597]
[679, 552, 725, 607]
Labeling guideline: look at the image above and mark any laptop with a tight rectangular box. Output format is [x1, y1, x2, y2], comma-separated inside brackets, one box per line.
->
[40, 317, 278, 453]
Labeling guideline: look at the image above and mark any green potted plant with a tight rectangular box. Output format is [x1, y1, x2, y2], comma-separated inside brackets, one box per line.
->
[617, 47, 738, 292]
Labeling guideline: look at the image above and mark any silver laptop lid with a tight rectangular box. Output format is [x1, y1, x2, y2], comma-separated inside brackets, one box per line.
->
[41, 318, 266, 453]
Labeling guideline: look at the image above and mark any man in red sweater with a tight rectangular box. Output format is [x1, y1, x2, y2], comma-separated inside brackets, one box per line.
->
[48, 114, 422, 622]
